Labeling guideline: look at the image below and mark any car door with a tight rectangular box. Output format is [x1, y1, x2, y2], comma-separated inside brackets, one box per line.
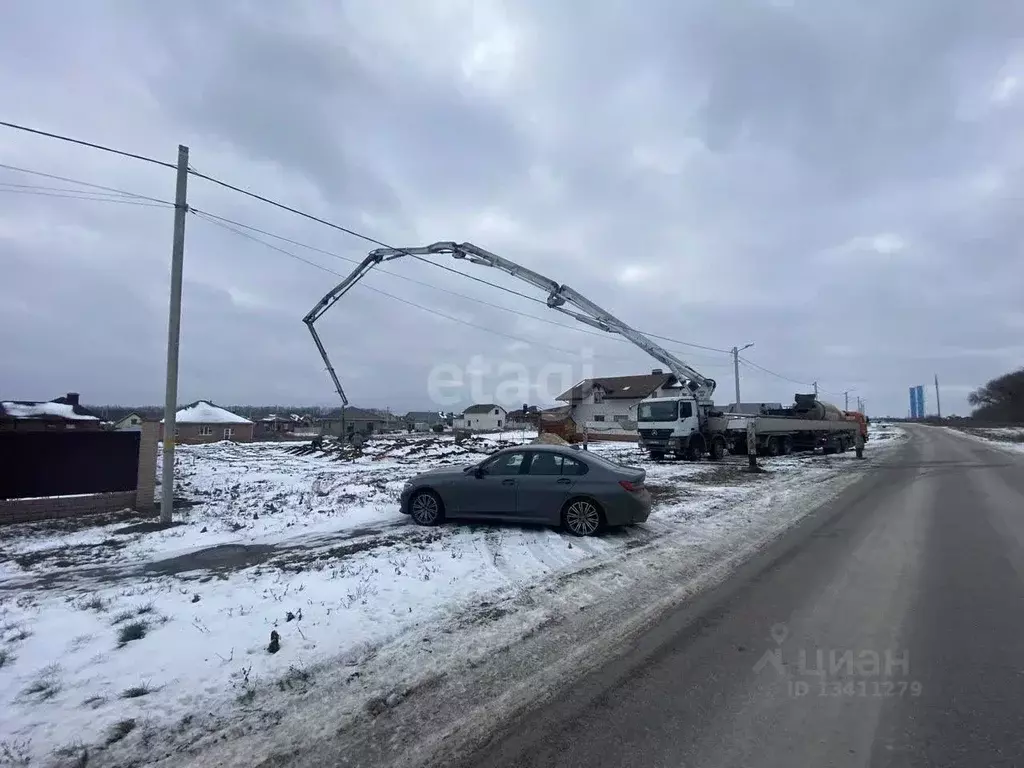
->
[466, 451, 526, 518]
[516, 452, 586, 524]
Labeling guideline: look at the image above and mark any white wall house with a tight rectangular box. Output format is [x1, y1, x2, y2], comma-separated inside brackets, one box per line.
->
[114, 413, 145, 431]
[556, 371, 678, 436]
[456, 404, 507, 431]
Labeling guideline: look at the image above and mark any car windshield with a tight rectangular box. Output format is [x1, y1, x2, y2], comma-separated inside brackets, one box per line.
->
[637, 401, 678, 421]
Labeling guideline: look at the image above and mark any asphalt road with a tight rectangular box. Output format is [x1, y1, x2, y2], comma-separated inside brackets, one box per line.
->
[458, 426, 1024, 768]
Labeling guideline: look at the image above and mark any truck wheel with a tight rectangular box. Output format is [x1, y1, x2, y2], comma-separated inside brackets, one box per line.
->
[838, 437, 848, 453]
[650, 451, 665, 461]
[709, 435, 726, 461]
[764, 436, 779, 457]
[685, 436, 704, 462]
[780, 436, 793, 455]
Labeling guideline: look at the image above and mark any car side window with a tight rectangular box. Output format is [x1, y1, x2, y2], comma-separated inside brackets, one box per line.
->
[486, 452, 526, 475]
[527, 452, 563, 476]
[679, 402, 693, 419]
[560, 456, 587, 476]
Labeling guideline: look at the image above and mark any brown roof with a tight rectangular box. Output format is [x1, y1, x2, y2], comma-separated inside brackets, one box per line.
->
[556, 373, 674, 402]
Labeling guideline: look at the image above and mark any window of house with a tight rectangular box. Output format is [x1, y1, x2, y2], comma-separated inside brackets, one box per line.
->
[223, 427, 234, 440]
[613, 414, 629, 423]
[199, 425, 213, 436]
[494, 408, 500, 415]
[594, 414, 606, 422]
[593, 388, 604, 404]
[497, 420, 502, 427]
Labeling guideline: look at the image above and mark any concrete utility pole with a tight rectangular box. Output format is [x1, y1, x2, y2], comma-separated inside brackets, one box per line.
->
[813, 381, 819, 397]
[161, 144, 190, 524]
[844, 391, 849, 410]
[934, 374, 942, 419]
[731, 343, 754, 407]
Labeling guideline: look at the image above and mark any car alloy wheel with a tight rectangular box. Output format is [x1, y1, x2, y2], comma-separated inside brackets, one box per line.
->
[410, 491, 440, 525]
[565, 500, 601, 536]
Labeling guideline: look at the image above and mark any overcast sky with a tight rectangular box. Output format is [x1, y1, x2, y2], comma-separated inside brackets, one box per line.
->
[2, 1, 1022, 417]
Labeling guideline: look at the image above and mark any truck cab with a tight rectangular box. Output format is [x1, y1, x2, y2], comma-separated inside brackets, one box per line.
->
[636, 395, 703, 459]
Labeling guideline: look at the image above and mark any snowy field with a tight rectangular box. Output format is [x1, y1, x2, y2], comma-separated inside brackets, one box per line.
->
[0, 424, 906, 766]
[948, 424, 1024, 455]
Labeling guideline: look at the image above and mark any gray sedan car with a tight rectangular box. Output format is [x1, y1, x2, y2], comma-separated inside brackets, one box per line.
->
[399, 444, 652, 536]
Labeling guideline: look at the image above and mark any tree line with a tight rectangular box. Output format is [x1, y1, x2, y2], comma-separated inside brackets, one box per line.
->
[968, 367, 1024, 422]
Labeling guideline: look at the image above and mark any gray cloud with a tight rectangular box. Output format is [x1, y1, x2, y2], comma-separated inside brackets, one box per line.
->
[2, 0, 1023, 416]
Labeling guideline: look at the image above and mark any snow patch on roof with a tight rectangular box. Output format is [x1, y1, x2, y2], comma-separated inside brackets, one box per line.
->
[163, 401, 252, 425]
[1, 401, 100, 421]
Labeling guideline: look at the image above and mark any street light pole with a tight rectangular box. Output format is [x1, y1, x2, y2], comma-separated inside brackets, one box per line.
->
[732, 343, 754, 407]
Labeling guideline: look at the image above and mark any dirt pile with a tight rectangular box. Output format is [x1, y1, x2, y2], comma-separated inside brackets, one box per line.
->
[532, 432, 569, 446]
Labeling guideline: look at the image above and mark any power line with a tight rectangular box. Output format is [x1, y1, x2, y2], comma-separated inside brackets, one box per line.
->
[0, 121, 176, 169]
[0, 127, 728, 354]
[192, 210, 621, 362]
[739, 355, 851, 397]
[0, 187, 172, 208]
[0, 162, 174, 205]
[739, 355, 814, 387]
[189, 208, 728, 362]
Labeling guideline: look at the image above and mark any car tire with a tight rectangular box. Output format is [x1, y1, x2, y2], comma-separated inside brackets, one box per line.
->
[409, 489, 444, 526]
[650, 451, 665, 461]
[562, 497, 604, 536]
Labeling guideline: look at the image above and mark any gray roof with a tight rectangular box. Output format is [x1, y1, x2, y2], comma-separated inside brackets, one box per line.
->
[404, 411, 443, 421]
[463, 403, 505, 415]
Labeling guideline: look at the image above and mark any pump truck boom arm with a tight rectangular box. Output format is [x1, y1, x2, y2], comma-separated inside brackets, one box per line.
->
[302, 241, 716, 403]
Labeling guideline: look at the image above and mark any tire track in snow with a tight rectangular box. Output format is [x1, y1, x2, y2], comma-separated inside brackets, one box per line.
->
[522, 529, 576, 573]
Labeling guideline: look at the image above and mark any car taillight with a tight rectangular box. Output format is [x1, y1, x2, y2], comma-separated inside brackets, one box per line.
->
[619, 480, 643, 492]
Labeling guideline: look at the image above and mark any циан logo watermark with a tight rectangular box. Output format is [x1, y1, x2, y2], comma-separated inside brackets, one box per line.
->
[754, 623, 923, 698]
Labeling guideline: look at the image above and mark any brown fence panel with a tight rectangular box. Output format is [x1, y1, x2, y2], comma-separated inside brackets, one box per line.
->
[0, 431, 140, 500]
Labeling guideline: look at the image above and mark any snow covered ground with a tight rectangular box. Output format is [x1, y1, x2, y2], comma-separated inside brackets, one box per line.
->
[0, 424, 906, 766]
[946, 424, 1024, 455]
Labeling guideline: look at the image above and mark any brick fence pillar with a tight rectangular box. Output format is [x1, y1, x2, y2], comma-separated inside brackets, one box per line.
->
[135, 421, 158, 512]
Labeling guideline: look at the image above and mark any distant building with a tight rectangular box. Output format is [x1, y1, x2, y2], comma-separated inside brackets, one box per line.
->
[455, 404, 507, 431]
[317, 407, 396, 438]
[114, 412, 146, 431]
[256, 414, 297, 437]
[403, 411, 444, 432]
[0, 392, 103, 431]
[158, 400, 254, 444]
[555, 371, 677, 435]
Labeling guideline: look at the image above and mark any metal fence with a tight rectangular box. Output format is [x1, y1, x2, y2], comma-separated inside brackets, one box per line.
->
[0, 431, 141, 500]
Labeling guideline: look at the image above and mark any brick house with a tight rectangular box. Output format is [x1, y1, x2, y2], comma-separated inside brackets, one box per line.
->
[0, 392, 103, 431]
[159, 400, 254, 444]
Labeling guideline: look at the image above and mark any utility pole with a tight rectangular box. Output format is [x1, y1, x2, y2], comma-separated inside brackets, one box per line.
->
[161, 145, 190, 524]
[813, 381, 819, 397]
[844, 391, 849, 411]
[934, 374, 942, 419]
[731, 343, 753, 407]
